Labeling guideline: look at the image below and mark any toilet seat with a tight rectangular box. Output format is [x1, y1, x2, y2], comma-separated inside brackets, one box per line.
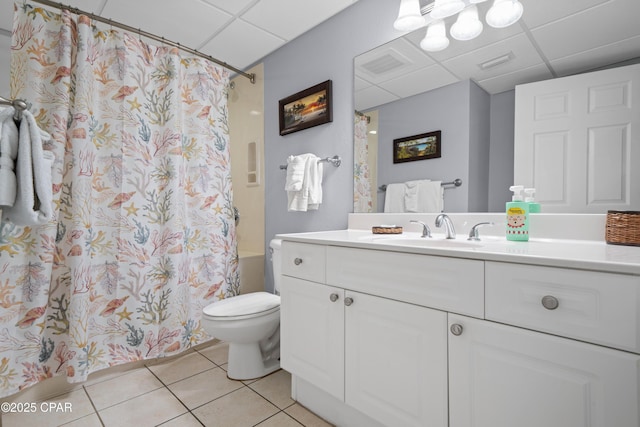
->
[203, 292, 280, 321]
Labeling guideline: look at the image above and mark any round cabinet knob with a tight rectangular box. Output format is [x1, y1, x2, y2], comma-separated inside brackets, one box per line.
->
[541, 295, 559, 310]
[330, 293, 339, 302]
[450, 324, 464, 336]
[293, 258, 303, 265]
[344, 297, 354, 306]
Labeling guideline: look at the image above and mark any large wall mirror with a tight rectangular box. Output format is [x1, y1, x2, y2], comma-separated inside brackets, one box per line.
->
[354, 0, 640, 213]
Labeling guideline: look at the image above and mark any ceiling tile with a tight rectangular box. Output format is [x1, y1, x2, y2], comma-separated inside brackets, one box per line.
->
[202, 0, 256, 15]
[550, 35, 640, 77]
[242, 0, 356, 41]
[442, 33, 544, 81]
[475, 63, 553, 94]
[530, 0, 640, 61]
[102, 0, 231, 50]
[200, 19, 285, 70]
[355, 85, 400, 112]
[378, 64, 458, 99]
[354, 75, 371, 92]
[520, 0, 609, 29]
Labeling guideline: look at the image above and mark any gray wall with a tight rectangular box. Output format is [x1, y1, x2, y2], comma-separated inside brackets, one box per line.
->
[375, 80, 479, 213]
[262, 0, 515, 291]
[488, 90, 515, 212]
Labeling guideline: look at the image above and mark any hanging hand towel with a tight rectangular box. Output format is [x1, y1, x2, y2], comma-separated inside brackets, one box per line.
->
[2, 109, 55, 226]
[416, 180, 444, 213]
[404, 179, 431, 212]
[0, 107, 19, 207]
[287, 154, 322, 212]
[284, 154, 308, 191]
[383, 183, 405, 213]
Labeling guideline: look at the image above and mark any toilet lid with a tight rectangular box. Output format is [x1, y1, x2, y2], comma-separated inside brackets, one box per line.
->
[203, 292, 280, 318]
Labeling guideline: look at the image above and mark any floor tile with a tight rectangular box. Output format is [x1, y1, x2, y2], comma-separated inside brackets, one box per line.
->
[167, 366, 243, 410]
[285, 403, 334, 427]
[256, 411, 304, 427]
[197, 342, 229, 366]
[192, 386, 279, 427]
[1, 388, 95, 427]
[60, 412, 103, 426]
[156, 412, 204, 426]
[85, 366, 163, 410]
[249, 369, 294, 409]
[147, 351, 217, 385]
[98, 387, 187, 427]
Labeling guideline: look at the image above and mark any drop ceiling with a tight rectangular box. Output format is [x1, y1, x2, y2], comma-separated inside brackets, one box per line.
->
[355, 0, 640, 111]
[0, 0, 358, 92]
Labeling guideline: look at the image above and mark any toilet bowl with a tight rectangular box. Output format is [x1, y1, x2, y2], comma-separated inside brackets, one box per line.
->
[202, 239, 282, 380]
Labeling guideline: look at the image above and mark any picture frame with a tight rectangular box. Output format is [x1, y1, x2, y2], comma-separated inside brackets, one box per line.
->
[393, 130, 441, 164]
[279, 80, 332, 136]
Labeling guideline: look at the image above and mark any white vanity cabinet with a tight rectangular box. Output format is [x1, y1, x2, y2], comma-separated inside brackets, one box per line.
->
[279, 237, 640, 427]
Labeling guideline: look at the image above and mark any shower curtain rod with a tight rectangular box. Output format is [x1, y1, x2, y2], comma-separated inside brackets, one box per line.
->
[27, 0, 256, 83]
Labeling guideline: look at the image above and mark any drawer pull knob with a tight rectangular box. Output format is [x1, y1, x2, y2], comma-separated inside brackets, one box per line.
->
[293, 258, 303, 265]
[541, 295, 559, 310]
[344, 297, 354, 306]
[450, 324, 464, 336]
[330, 293, 339, 302]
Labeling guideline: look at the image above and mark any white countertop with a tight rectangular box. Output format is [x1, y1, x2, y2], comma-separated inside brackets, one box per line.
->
[276, 229, 640, 275]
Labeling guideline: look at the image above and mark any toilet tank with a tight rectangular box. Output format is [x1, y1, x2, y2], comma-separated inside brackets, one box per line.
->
[269, 239, 282, 294]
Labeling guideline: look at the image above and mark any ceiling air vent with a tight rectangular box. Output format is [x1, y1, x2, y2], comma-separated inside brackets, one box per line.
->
[360, 52, 408, 76]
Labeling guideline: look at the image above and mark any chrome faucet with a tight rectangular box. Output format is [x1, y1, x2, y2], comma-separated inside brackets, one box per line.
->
[467, 221, 494, 241]
[435, 214, 456, 239]
[410, 220, 432, 238]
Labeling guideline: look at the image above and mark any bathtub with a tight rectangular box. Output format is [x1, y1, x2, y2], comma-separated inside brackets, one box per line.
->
[238, 250, 265, 294]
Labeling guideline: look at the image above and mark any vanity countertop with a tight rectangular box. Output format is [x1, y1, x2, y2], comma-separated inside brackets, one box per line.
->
[276, 229, 640, 275]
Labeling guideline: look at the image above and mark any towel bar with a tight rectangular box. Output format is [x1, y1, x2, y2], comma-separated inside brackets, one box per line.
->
[280, 155, 341, 170]
[378, 178, 462, 192]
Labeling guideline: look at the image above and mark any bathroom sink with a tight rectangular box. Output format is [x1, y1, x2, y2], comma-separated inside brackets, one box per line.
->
[382, 238, 483, 249]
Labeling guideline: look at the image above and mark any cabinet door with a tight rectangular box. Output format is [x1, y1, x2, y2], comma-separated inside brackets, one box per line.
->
[345, 291, 448, 427]
[449, 314, 640, 427]
[280, 276, 344, 400]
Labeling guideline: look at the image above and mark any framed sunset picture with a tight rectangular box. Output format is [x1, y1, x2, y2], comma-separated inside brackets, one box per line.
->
[279, 80, 332, 135]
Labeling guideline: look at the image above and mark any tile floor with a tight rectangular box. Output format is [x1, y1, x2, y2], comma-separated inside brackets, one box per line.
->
[0, 341, 332, 427]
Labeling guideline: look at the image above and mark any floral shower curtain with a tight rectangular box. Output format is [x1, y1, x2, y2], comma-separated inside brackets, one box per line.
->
[0, 3, 238, 397]
[354, 113, 372, 212]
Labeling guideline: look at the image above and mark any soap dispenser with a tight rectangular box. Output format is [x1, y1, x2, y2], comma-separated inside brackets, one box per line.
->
[506, 185, 529, 241]
[524, 188, 541, 213]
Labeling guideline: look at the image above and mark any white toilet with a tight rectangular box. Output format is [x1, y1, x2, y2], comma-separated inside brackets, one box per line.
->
[202, 239, 282, 380]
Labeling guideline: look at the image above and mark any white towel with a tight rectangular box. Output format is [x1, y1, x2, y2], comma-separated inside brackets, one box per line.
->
[416, 180, 444, 213]
[2, 110, 55, 226]
[404, 179, 430, 212]
[284, 154, 308, 191]
[0, 107, 19, 207]
[287, 154, 323, 212]
[383, 183, 405, 213]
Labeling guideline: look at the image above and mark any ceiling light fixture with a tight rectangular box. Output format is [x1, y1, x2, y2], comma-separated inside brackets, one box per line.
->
[394, 0, 427, 32]
[395, 0, 524, 53]
[430, 0, 465, 20]
[486, 0, 524, 28]
[450, 4, 483, 41]
[420, 19, 450, 52]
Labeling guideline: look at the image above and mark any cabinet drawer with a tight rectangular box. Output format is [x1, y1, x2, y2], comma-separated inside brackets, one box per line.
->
[282, 241, 326, 283]
[327, 246, 484, 318]
[486, 262, 640, 353]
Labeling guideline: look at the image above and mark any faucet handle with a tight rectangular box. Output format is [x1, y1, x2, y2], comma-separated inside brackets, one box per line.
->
[467, 222, 494, 241]
[410, 220, 432, 238]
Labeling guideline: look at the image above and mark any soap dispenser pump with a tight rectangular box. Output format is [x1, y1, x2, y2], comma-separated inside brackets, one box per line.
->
[506, 185, 529, 241]
[524, 188, 541, 213]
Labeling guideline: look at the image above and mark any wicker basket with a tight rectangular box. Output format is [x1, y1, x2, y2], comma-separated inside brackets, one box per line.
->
[605, 210, 640, 246]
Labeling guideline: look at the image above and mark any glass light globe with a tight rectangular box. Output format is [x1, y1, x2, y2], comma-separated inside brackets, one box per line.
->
[451, 5, 483, 41]
[394, 0, 426, 31]
[430, 0, 465, 20]
[486, 0, 524, 28]
[420, 20, 450, 52]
